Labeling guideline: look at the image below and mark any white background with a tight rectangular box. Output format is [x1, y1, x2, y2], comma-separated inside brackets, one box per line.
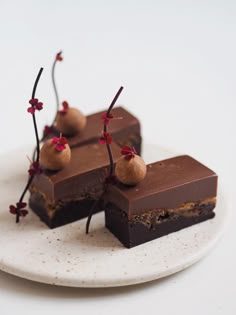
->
[0, 1, 235, 314]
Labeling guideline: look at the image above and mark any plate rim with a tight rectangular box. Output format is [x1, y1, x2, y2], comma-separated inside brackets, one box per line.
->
[0, 144, 228, 288]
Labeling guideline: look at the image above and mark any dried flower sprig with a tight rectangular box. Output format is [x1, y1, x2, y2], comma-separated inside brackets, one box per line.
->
[27, 98, 43, 114]
[32, 51, 62, 160]
[99, 131, 112, 144]
[58, 101, 69, 115]
[9, 68, 44, 223]
[52, 134, 68, 151]
[86, 86, 124, 233]
[43, 125, 56, 137]
[101, 112, 123, 126]
[9, 202, 28, 218]
[121, 146, 137, 160]
[28, 159, 43, 176]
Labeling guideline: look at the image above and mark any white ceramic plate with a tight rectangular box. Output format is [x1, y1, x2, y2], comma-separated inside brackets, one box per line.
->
[0, 144, 227, 287]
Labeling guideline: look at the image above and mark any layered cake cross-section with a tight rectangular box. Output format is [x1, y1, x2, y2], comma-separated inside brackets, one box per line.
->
[105, 155, 218, 248]
[29, 102, 142, 228]
[29, 142, 121, 228]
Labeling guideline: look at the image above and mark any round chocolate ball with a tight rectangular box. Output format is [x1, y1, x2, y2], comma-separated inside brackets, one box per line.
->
[55, 107, 86, 136]
[40, 139, 71, 171]
[115, 155, 147, 185]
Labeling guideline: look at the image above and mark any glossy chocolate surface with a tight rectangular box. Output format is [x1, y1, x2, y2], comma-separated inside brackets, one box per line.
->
[64, 106, 141, 148]
[31, 142, 121, 202]
[106, 155, 218, 217]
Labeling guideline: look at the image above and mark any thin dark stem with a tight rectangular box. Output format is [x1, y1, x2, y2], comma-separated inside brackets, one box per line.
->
[32, 68, 43, 99]
[16, 67, 43, 223]
[19, 176, 34, 206]
[32, 114, 40, 162]
[16, 175, 34, 223]
[32, 68, 43, 162]
[85, 190, 107, 234]
[103, 124, 113, 174]
[32, 52, 61, 161]
[107, 86, 123, 116]
[51, 51, 61, 125]
[106, 143, 114, 175]
[32, 146, 37, 162]
[104, 86, 123, 176]
[86, 86, 123, 233]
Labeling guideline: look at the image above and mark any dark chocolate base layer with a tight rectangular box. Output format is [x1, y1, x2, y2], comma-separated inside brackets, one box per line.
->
[105, 201, 216, 248]
[29, 192, 102, 229]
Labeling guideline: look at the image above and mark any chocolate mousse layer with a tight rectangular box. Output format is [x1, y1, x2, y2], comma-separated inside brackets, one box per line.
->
[29, 143, 121, 228]
[105, 155, 218, 248]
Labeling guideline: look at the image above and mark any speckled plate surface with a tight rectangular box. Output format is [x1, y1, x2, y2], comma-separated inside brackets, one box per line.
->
[0, 144, 228, 287]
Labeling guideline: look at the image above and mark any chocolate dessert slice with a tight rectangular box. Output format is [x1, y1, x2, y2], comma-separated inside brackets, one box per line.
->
[29, 142, 121, 228]
[105, 155, 218, 248]
[51, 106, 142, 154]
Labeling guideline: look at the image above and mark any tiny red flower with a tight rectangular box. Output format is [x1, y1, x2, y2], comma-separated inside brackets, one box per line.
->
[29, 98, 38, 106]
[28, 161, 43, 176]
[56, 52, 63, 61]
[17, 201, 27, 209]
[101, 112, 113, 125]
[27, 107, 36, 114]
[43, 125, 56, 137]
[9, 202, 28, 217]
[19, 209, 28, 217]
[99, 132, 112, 144]
[27, 98, 43, 114]
[35, 102, 43, 110]
[52, 136, 68, 151]
[101, 112, 123, 126]
[58, 101, 69, 115]
[121, 146, 137, 160]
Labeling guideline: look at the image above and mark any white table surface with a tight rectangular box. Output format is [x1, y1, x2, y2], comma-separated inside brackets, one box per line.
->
[0, 1, 235, 314]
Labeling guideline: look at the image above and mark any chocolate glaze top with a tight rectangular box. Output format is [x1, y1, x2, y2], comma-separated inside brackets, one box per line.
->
[106, 155, 218, 216]
[64, 106, 140, 147]
[32, 142, 121, 202]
